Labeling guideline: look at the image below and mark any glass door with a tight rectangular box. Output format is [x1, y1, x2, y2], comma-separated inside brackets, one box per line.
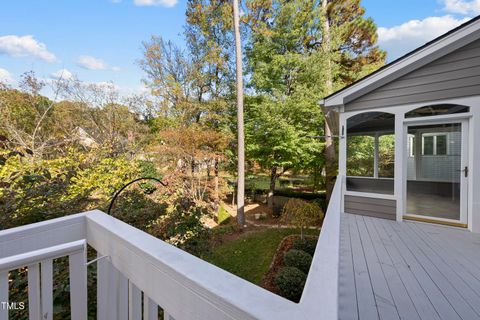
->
[405, 120, 468, 225]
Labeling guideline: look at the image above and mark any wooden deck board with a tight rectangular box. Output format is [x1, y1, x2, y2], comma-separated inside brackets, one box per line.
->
[364, 216, 421, 320]
[404, 222, 480, 317]
[408, 223, 480, 297]
[347, 214, 379, 320]
[338, 213, 359, 320]
[338, 213, 480, 320]
[391, 222, 478, 320]
[355, 215, 400, 320]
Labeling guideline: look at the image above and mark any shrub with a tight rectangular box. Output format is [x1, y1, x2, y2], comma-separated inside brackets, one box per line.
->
[283, 249, 313, 274]
[217, 205, 231, 225]
[292, 238, 318, 256]
[275, 267, 307, 302]
[281, 198, 323, 240]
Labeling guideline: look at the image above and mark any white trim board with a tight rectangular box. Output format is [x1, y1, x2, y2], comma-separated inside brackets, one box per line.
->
[323, 18, 480, 107]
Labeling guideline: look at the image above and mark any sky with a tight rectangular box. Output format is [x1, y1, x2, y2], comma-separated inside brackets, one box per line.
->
[0, 0, 479, 98]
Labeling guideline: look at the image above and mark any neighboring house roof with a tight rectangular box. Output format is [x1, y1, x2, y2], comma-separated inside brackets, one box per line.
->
[322, 14, 480, 108]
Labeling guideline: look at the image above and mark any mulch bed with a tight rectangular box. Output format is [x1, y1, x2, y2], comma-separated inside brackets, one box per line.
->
[260, 234, 320, 296]
[260, 235, 297, 294]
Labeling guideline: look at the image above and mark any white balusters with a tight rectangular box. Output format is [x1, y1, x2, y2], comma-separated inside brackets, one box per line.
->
[27, 264, 41, 320]
[0, 272, 9, 320]
[128, 282, 142, 320]
[97, 253, 108, 319]
[118, 271, 129, 320]
[40, 260, 53, 320]
[143, 297, 158, 320]
[69, 250, 88, 320]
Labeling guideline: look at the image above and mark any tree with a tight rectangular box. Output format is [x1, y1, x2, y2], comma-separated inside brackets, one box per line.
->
[0, 72, 64, 158]
[321, 0, 385, 200]
[245, 0, 385, 205]
[232, 0, 246, 226]
[245, 95, 323, 208]
[245, 0, 326, 207]
[281, 198, 322, 240]
[322, 0, 336, 202]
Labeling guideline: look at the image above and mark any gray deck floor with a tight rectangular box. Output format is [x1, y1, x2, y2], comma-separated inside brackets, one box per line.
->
[338, 213, 480, 320]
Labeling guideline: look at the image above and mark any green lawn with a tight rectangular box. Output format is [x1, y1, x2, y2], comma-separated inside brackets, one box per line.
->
[205, 227, 319, 285]
[245, 175, 314, 191]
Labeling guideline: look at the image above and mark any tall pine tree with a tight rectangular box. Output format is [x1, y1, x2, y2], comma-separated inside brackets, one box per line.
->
[245, 0, 385, 205]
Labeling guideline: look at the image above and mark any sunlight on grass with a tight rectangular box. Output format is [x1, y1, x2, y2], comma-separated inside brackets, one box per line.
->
[205, 228, 319, 285]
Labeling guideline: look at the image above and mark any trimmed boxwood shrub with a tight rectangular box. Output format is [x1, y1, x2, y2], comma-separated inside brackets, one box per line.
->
[283, 249, 313, 273]
[292, 238, 318, 256]
[275, 267, 307, 302]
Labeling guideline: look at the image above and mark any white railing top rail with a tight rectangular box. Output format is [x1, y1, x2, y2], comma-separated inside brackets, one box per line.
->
[87, 210, 305, 320]
[0, 240, 85, 272]
[300, 175, 343, 320]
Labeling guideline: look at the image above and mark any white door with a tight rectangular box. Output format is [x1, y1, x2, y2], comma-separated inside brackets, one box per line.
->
[404, 119, 468, 226]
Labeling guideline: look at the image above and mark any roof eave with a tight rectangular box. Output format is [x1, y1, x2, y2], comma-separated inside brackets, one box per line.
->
[323, 15, 480, 109]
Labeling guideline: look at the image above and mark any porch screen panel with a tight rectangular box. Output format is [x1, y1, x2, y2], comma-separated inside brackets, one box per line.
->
[346, 112, 395, 194]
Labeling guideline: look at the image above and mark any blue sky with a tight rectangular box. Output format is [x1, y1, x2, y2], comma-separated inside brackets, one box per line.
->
[0, 0, 479, 97]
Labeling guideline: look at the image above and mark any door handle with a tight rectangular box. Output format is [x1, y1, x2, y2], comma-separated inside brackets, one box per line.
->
[456, 166, 469, 178]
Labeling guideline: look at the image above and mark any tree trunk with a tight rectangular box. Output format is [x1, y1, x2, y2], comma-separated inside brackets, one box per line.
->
[268, 166, 278, 208]
[323, 0, 337, 202]
[214, 157, 219, 203]
[233, 0, 245, 227]
[206, 159, 211, 179]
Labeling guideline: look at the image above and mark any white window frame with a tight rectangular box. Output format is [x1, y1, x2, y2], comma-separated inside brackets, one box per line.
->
[421, 133, 449, 156]
[408, 135, 415, 157]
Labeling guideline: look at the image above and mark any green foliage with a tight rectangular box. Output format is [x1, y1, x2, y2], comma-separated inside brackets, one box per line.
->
[243, 0, 386, 189]
[0, 151, 89, 228]
[347, 134, 395, 177]
[283, 249, 313, 274]
[275, 266, 307, 302]
[281, 198, 323, 240]
[217, 204, 231, 225]
[206, 228, 319, 284]
[292, 238, 318, 256]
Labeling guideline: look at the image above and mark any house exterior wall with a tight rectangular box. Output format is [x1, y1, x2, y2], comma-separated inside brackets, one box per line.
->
[344, 195, 396, 220]
[339, 96, 480, 232]
[345, 39, 480, 111]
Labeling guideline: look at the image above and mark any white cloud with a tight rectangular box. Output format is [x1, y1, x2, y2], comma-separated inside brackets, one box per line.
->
[0, 35, 57, 62]
[133, 0, 178, 8]
[377, 15, 470, 61]
[76, 55, 120, 72]
[0, 68, 14, 85]
[442, 0, 480, 15]
[50, 68, 74, 80]
[77, 55, 108, 70]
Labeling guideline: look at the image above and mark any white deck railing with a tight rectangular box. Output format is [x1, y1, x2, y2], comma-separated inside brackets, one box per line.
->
[0, 177, 343, 320]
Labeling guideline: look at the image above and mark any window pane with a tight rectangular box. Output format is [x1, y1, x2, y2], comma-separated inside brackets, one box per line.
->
[423, 136, 434, 155]
[436, 135, 447, 155]
[347, 135, 374, 177]
[346, 112, 394, 194]
[379, 135, 395, 177]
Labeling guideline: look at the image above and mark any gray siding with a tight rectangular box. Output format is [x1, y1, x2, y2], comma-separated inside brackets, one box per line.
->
[346, 39, 480, 111]
[344, 195, 396, 220]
